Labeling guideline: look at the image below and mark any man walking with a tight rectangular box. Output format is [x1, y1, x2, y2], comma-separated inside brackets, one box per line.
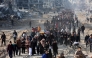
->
[81, 25, 85, 35]
[1, 32, 6, 46]
[16, 38, 21, 55]
[13, 30, 17, 42]
[52, 40, 58, 58]
[88, 34, 92, 52]
[60, 32, 64, 45]
[85, 35, 89, 47]
[70, 34, 75, 47]
[7, 41, 13, 58]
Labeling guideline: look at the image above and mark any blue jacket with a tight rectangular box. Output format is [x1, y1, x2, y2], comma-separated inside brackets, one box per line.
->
[42, 54, 48, 58]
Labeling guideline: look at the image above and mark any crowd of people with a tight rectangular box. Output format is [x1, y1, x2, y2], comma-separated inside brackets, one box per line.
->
[44, 9, 78, 33]
[0, 27, 90, 58]
[6, 29, 58, 58]
[0, 9, 92, 58]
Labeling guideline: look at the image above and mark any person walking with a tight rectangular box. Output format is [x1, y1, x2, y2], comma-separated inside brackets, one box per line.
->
[70, 34, 75, 47]
[7, 41, 13, 58]
[60, 32, 64, 45]
[81, 25, 85, 35]
[88, 34, 92, 52]
[16, 38, 22, 55]
[40, 39, 46, 54]
[75, 34, 80, 42]
[21, 39, 25, 54]
[85, 35, 89, 47]
[29, 40, 32, 56]
[63, 32, 68, 46]
[12, 42, 17, 56]
[25, 37, 30, 53]
[78, 27, 81, 39]
[31, 38, 36, 55]
[1, 32, 6, 46]
[52, 40, 58, 58]
[37, 41, 40, 55]
[49, 33, 54, 45]
[48, 49, 52, 58]
[13, 30, 17, 42]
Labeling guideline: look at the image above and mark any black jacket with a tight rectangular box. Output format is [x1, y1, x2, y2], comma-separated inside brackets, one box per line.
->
[7, 44, 13, 52]
[1, 34, 6, 40]
[52, 42, 58, 52]
[85, 35, 89, 42]
[81, 26, 85, 31]
[70, 36, 75, 42]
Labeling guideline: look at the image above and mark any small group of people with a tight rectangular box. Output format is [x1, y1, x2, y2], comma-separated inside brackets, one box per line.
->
[0, 30, 17, 47]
